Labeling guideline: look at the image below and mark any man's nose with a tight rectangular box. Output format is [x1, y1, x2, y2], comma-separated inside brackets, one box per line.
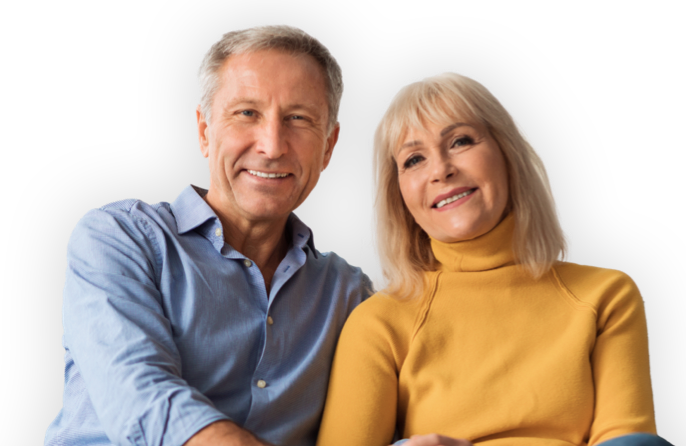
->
[256, 117, 288, 159]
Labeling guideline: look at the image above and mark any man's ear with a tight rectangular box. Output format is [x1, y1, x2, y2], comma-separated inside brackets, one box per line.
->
[197, 105, 210, 158]
[321, 123, 340, 171]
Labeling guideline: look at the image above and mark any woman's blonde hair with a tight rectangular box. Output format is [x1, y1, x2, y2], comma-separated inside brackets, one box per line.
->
[375, 73, 566, 299]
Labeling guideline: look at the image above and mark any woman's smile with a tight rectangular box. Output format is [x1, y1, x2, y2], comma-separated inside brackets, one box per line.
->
[432, 187, 477, 210]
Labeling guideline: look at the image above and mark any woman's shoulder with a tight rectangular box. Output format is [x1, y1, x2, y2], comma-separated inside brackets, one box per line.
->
[349, 290, 425, 325]
[551, 262, 642, 311]
[342, 285, 432, 344]
[553, 261, 636, 283]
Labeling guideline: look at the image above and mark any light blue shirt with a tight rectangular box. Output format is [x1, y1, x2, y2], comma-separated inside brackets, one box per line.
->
[45, 185, 372, 446]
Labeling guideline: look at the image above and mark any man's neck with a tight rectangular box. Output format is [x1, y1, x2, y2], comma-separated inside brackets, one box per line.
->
[204, 193, 290, 291]
[225, 220, 289, 292]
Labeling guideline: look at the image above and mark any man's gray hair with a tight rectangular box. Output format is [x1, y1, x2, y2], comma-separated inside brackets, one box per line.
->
[198, 25, 343, 132]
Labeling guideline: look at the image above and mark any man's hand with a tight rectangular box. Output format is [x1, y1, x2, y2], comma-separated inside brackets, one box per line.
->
[391, 434, 473, 446]
[184, 420, 273, 446]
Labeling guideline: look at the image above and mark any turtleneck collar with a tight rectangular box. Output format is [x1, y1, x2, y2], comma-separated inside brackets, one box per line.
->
[430, 213, 516, 273]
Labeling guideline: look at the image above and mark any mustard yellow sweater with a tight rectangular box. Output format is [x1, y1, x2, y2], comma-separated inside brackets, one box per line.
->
[317, 216, 656, 446]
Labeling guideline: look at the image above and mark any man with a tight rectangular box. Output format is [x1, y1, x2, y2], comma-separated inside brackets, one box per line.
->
[45, 26, 371, 446]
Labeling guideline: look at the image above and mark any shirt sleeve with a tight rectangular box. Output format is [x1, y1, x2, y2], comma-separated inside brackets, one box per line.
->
[62, 208, 229, 446]
[316, 296, 414, 446]
[587, 271, 657, 445]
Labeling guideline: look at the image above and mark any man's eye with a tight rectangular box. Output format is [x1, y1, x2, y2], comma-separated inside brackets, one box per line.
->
[290, 115, 305, 120]
[241, 110, 254, 117]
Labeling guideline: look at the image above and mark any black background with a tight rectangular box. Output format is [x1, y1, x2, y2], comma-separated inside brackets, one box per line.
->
[44, 9, 683, 444]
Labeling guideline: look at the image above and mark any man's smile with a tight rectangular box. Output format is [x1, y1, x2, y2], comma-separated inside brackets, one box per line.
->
[246, 169, 290, 179]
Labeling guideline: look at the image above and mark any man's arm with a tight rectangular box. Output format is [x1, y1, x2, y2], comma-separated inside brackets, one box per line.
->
[63, 208, 253, 445]
[184, 421, 272, 446]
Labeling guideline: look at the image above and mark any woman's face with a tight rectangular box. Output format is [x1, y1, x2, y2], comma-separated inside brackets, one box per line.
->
[395, 118, 509, 243]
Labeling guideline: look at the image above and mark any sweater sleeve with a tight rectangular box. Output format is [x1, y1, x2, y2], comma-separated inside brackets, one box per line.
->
[558, 268, 657, 445]
[589, 271, 657, 444]
[316, 295, 416, 446]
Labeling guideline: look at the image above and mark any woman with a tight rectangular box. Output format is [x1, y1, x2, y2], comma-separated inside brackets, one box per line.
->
[316, 74, 671, 446]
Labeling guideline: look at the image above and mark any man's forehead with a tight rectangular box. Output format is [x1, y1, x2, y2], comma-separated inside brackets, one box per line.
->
[213, 50, 328, 108]
[219, 50, 325, 86]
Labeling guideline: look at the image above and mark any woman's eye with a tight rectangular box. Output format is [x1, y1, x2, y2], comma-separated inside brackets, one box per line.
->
[452, 136, 474, 147]
[403, 155, 423, 169]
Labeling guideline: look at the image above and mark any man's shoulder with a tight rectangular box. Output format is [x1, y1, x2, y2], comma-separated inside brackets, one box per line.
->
[99, 197, 164, 211]
[301, 249, 374, 321]
[287, 213, 372, 293]
[97, 197, 171, 221]
[69, 197, 176, 261]
[314, 248, 369, 281]
[76, 197, 173, 233]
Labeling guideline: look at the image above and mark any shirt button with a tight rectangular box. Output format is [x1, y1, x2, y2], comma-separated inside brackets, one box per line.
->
[256, 379, 267, 388]
[243, 259, 253, 267]
[215, 228, 222, 237]
[267, 316, 274, 325]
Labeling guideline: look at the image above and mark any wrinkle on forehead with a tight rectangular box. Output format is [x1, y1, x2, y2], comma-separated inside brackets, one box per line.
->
[214, 50, 328, 118]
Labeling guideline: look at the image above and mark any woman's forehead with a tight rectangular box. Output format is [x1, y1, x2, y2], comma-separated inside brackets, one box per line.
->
[400, 116, 482, 140]
[411, 102, 476, 128]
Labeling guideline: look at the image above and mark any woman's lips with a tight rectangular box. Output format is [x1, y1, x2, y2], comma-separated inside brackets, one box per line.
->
[432, 187, 477, 209]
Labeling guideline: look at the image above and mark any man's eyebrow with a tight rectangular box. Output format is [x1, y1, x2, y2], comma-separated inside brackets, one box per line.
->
[222, 99, 322, 117]
[224, 97, 261, 108]
[286, 103, 324, 115]
[398, 122, 474, 151]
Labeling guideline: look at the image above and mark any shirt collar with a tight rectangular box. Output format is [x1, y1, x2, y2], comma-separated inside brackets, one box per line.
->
[170, 185, 317, 256]
[287, 212, 317, 256]
[171, 185, 217, 235]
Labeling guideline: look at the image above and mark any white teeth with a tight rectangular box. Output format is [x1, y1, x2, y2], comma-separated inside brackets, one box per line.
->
[435, 189, 475, 208]
[247, 170, 288, 179]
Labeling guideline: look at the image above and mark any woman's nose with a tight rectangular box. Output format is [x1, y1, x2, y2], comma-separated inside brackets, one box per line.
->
[430, 154, 456, 183]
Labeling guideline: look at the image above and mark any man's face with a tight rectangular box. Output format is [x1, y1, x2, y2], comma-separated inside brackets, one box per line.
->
[197, 50, 338, 224]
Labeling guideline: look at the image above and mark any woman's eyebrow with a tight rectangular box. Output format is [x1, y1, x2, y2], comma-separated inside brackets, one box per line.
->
[440, 122, 473, 137]
[399, 140, 421, 151]
[398, 122, 475, 152]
